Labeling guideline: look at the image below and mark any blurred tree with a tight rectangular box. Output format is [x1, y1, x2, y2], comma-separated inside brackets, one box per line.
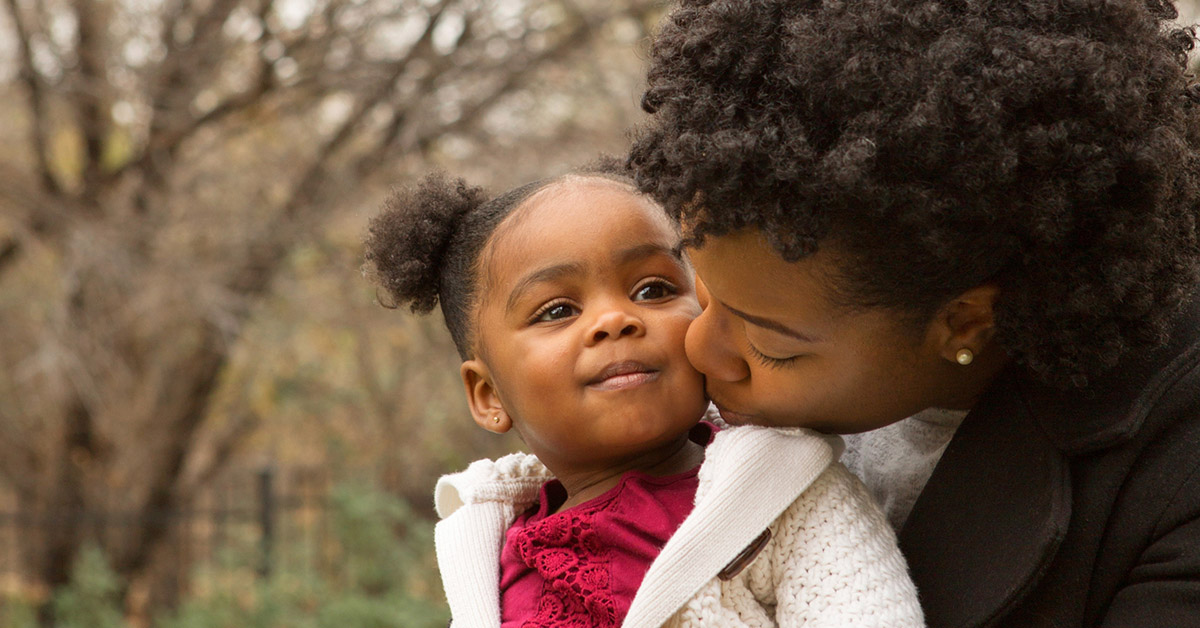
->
[0, 0, 659, 620]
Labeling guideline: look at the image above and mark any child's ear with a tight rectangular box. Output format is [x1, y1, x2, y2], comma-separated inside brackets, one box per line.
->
[934, 283, 1001, 365]
[461, 359, 511, 434]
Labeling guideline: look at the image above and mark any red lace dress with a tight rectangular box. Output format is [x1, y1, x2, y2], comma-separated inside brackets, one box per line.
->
[498, 423, 713, 628]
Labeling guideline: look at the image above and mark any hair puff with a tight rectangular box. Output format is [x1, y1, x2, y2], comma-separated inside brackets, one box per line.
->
[364, 173, 486, 314]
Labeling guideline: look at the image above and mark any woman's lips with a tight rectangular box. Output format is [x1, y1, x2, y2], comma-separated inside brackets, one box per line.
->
[588, 361, 660, 391]
[713, 402, 757, 425]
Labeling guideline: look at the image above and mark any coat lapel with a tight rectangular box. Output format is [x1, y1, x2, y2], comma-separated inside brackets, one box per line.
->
[898, 372, 1072, 628]
[899, 296, 1200, 628]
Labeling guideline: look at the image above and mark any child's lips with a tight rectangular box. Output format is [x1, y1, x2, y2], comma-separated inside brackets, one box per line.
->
[587, 361, 660, 391]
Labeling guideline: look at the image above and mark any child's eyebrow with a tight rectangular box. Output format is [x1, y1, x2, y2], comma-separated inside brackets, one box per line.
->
[615, 242, 682, 266]
[506, 262, 584, 314]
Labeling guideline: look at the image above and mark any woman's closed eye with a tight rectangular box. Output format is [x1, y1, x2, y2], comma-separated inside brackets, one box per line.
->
[747, 342, 800, 369]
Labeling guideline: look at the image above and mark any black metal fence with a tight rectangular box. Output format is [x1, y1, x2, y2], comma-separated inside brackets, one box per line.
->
[0, 465, 335, 606]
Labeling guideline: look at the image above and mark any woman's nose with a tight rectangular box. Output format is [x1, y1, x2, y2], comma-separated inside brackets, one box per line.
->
[685, 286, 750, 382]
[695, 273, 710, 309]
[585, 306, 646, 345]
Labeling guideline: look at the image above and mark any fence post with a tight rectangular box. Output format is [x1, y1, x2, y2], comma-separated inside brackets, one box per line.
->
[258, 467, 274, 579]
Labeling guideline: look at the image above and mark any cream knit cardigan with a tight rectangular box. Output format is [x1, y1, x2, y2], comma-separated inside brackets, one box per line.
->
[434, 425, 924, 627]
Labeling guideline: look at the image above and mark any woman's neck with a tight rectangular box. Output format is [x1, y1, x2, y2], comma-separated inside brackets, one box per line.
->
[551, 433, 705, 513]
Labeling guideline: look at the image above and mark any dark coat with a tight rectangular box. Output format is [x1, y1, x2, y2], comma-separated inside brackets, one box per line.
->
[900, 296, 1200, 627]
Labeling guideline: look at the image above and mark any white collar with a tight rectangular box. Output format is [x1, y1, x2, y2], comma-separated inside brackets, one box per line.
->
[623, 426, 839, 627]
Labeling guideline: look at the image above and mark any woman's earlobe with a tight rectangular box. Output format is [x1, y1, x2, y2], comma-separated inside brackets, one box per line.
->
[461, 359, 511, 434]
[939, 284, 1000, 364]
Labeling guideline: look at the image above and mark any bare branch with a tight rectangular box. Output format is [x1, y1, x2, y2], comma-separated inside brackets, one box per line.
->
[355, 335, 397, 424]
[286, 2, 453, 207]
[0, 416, 39, 499]
[219, 2, 458, 304]
[139, 0, 279, 168]
[228, 1, 608, 301]
[0, 237, 17, 268]
[176, 410, 261, 504]
[255, 0, 278, 92]
[0, 163, 85, 276]
[353, 2, 476, 164]
[3, 0, 61, 196]
[111, 338, 227, 578]
[73, 0, 109, 200]
[397, 6, 610, 163]
[0, 163, 78, 226]
[132, 0, 246, 195]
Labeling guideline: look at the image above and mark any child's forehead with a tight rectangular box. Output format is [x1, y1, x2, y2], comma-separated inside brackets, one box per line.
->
[521, 174, 644, 210]
[500, 176, 668, 240]
[479, 178, 680, 290]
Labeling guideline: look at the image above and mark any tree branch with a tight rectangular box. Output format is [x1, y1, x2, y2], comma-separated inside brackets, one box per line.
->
[176, 410, 261, 505]
[111, 334, 227, 578]
[3, 0, 61, 196]
[228, 0, 600, 299]
[73, 0, 109, 201]
[148, 0, 280, 158]
[399, 6, 607, 162]
[0, 163, 83, 277]
[129, 0, 246, 202]
[0, 237, 17, 269]
[0, 415, 40, 499]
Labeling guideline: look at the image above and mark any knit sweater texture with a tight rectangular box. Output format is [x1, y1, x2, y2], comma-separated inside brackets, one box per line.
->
[434, 425, 924, 627]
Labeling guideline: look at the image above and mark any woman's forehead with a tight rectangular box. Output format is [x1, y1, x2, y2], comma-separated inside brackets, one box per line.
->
[689, 230, 844, 317]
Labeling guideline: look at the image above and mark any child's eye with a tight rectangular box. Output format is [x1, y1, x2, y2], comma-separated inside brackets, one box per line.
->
[532, 301, 578, 323]
[632, 280, 677, 302]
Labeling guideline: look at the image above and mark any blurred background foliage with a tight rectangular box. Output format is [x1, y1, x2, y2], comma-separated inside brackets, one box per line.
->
[0, 0, 664, 624]
[0, 0, 1197, 626]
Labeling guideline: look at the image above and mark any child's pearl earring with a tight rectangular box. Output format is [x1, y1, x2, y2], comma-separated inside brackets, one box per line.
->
[492, 414, 501, 424]
[956, 348, 974, 365]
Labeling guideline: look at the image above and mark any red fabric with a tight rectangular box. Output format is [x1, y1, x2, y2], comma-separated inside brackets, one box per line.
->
[499, 422, 714, 628]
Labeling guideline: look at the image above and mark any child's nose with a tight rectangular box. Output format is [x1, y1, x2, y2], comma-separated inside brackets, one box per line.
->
[585, 307, 645, 345]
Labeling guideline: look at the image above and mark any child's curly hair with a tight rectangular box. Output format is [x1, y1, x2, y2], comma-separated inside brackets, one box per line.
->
[363, 158, 637, 359]
[630, 0, 1200, 388]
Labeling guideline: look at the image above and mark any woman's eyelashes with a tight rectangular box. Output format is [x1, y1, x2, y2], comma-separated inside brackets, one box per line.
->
[746, 341, 800, 369]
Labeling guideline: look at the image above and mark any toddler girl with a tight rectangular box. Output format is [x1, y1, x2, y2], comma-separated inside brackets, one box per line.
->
[363, 165, 923, 627]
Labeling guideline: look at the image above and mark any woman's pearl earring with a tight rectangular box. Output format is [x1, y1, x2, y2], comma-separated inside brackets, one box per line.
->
[492, 414, 501, 424]
[956, 348, 974, 365]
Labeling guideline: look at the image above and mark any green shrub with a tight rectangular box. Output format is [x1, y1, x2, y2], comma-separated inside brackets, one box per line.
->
[52, 545, 125, 628]
[161, 481, 448, 628]
[3, 482, 448, 628]
[0, 595, 39, 628]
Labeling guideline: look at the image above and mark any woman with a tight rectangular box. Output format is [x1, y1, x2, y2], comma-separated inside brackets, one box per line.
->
[629, 0, 1200, 626]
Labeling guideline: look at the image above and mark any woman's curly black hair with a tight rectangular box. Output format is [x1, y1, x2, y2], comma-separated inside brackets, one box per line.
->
[630, 0, 1200, 388]
[363, 158, 638, 359]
